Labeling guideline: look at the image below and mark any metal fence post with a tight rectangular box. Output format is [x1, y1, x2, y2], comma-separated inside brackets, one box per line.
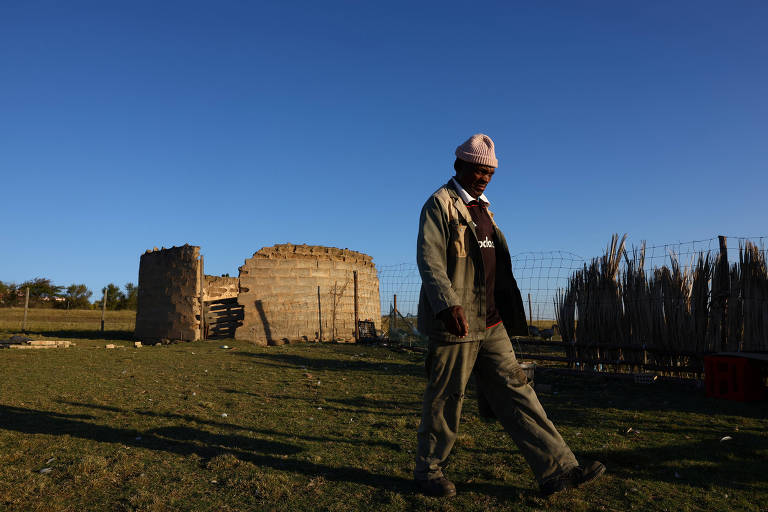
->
[22, 287, 29, 333]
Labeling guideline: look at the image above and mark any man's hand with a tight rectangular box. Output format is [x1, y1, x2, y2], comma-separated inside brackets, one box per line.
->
[438, 305, 469, 338]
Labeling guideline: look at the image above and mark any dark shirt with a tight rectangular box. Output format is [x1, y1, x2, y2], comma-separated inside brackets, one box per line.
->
[466, 199, 502, 328]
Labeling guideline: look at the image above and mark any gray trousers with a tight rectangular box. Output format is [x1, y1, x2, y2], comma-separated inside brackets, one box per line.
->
[414, 323, 578, 484]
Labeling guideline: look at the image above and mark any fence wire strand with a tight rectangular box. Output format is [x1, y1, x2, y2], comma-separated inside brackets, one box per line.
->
[377, 235, 768, 327]
[378, 252, 587, 322]
[377, 264, 421, 317]
[636, 236, 767, 269]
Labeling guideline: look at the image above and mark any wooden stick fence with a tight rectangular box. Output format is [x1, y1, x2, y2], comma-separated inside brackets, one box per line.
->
[551, 234, 768, 377]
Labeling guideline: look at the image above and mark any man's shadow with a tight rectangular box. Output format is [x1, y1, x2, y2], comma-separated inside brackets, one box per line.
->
[0, 403, 443, 495]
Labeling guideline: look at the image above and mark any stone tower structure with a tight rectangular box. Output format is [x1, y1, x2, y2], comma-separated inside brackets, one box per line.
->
[135, 245, 202, 342]
[236, 244, 380, 345]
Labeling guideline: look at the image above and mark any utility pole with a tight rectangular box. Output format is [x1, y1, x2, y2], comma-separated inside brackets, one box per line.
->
[101, 287, 107, 332]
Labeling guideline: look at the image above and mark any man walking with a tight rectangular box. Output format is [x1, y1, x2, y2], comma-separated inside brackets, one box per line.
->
[414, 133, 605, 497]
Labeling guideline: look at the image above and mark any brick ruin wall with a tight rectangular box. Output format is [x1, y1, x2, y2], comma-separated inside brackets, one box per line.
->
[135, 245, 202, 342]
[203, 276, 239, 302]
[236, 244, 381, 345]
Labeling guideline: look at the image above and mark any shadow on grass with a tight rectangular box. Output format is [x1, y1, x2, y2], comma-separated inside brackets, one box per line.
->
[58, 400, 405, 451]
[0, 403, 298, 456]
[323, 396, 422, 418]
[535, 372, 768, 432]
[578, 432, 768, 490]
[325, 396, 422, 410]
[0, 403, 420, 493]
[221, 389, 417, 419]
[510, 372, 768, 490]
[235, 352, 422, 376]
[16, 329, 135, 341]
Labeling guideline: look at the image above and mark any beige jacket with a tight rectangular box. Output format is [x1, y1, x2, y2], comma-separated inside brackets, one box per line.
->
[416, 181, 528, 342]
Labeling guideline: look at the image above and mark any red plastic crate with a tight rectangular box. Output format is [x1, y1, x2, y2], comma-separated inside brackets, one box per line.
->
[704, 355, 766, 402]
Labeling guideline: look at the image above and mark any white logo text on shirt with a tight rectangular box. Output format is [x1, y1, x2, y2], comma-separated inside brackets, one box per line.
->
[479, 236, 495, 249]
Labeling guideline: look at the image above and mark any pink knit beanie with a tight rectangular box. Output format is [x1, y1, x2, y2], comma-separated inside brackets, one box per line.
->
[455, 133, 498, 168]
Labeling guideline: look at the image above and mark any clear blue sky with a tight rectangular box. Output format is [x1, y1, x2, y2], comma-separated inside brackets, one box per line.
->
[1, 1, 766, 296]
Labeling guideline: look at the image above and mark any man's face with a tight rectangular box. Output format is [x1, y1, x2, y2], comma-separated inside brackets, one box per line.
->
[456, 163, 495, 198]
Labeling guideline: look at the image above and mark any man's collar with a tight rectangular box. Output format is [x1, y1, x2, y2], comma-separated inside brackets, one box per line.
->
[450, 177, 490, 205]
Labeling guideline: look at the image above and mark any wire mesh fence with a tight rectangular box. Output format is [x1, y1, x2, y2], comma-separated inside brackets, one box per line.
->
[377, 251, 588, 329]
[628, 236, 768, 273]
[510, 251, 586, 324]
[377, 235, 768, 359]
[377, 263, 421, 318]
[376, 264, 422, 344]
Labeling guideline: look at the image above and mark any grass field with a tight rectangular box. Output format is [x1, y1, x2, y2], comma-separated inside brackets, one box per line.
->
[1, 313, 767, 511]
[0, 307, 135, 334]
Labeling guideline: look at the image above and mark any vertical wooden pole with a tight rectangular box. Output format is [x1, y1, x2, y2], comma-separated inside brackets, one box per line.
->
[22, 287, 29, 333]
[199, 254, 205, 341]
[353, 271, 359, 342]
[332, 281, 337, 342]
[393, 294, 398, 331]
[642, 344, 648, 372]
[527, 293, 533, 328]
[718, 235, 730, 351]
[101, 287, 107, 332]
[317, 286, 323, 342]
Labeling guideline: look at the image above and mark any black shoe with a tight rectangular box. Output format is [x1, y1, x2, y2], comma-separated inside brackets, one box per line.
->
[541, 460, 606, 497]
[415, 476, 457, 497]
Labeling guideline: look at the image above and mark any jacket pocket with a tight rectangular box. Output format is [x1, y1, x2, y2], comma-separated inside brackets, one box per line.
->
[450, 221, 467, 258]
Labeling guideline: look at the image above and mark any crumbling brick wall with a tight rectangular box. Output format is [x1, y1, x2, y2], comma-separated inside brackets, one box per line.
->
[135, 245, 201, 342]
[203, 276, 239, 302]
[236, 244, 380, 345]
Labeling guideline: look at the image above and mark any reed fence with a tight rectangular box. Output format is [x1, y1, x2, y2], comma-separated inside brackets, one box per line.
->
[555, 234, 768, 376]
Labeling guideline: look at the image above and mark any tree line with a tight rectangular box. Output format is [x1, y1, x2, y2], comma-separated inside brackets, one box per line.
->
[0, 278, 138, 310]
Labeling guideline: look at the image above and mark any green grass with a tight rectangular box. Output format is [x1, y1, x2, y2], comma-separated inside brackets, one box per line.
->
[0, 307, 135, 333]
[0, 324, 767, 511]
